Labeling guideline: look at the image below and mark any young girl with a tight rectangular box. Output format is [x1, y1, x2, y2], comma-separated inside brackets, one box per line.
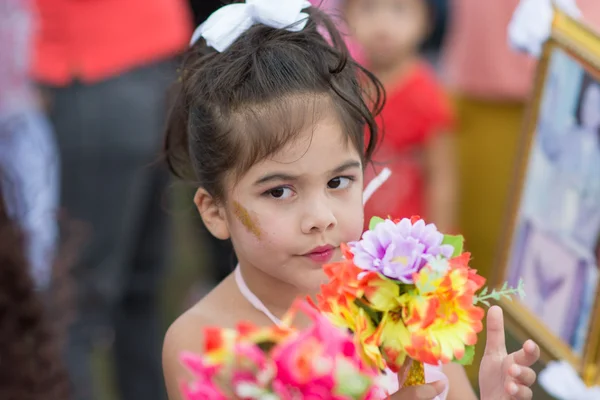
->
[162, 2, 540, 399]
[344, 0, 458, 233]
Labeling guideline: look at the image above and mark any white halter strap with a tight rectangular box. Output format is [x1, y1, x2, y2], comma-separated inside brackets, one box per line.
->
[234, 266, 282, 325]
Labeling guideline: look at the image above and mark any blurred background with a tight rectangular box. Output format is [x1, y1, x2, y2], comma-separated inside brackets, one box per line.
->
[1, 0, 600, 399]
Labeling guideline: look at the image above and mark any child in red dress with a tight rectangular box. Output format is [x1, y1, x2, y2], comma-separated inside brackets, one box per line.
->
[345, 0, 458, 232]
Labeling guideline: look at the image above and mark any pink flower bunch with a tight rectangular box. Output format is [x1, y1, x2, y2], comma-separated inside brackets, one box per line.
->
[179, 300, 381, 400]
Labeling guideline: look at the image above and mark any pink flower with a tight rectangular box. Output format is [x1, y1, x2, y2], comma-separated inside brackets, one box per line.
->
[271, 301, 378, 399]
[179, 301, 380, 400]
[179, 352, 227, 400]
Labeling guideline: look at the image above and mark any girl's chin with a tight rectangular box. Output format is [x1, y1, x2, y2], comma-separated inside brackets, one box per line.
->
[300, 270, 328, 292]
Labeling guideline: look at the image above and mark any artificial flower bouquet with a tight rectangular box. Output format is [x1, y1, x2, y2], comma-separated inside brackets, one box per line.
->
[179, 300, 383, 400]
[312, 216, 525, 386]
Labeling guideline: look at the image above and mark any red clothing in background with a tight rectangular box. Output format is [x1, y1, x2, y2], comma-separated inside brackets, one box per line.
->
[364, 62, 454, 230]
[32, 0, 192, 85]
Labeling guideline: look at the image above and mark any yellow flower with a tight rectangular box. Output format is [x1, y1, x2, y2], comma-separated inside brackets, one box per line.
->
[359, 272, 402, 312]
[378, 311, 410, 371]
[353, 307, 387, 370]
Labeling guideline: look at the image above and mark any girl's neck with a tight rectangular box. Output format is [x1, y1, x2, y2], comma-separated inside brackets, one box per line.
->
[371, 55, 419, 89]
[237, 261, 316, 324]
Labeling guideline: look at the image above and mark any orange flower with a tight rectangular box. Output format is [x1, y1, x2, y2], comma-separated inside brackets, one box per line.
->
[402, 260, 485, 364]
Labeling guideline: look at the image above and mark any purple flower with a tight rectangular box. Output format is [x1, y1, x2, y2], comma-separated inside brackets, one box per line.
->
[348, 218, 454, 283]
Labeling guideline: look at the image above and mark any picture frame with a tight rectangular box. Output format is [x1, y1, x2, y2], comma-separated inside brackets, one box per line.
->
[494, 9, 600, 386]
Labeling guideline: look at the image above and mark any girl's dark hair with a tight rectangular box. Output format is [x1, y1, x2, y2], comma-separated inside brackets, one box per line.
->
[164, 3, 385, 201]
[0, 189, 70, 400]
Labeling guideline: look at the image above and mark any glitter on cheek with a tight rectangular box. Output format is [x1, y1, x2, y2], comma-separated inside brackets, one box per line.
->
[232, 201, 262, 239]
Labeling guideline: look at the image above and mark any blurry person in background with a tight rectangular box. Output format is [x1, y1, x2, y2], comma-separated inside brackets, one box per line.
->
[345, 0, 458, 233]
[31, 0, 192, 399]
[0, 0, 59, 291]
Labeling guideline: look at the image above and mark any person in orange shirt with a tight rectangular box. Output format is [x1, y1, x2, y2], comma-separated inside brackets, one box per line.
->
[31, 1, 192, 399]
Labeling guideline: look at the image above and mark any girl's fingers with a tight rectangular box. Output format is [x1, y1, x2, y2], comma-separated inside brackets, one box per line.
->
[508, 364, 537, 387]
[513, 340, 540, 367]
[505, 379, 533, 400]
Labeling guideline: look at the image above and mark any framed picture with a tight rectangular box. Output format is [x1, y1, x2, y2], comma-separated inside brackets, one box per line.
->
[495, 9, 600, 385]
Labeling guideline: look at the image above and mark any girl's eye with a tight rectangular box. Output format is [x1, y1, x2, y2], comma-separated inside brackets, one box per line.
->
[328, 176, 353, 190]
[266, 187, 294, 199]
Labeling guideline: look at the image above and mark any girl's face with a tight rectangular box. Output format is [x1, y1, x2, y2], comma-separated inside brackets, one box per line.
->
[217, 110, 365, 292]
[581, 83, 600, 131]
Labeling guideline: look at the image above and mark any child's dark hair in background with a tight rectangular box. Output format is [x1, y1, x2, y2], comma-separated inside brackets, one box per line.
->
[421, 0, 449, 54]
[0, 188, 70, 400]
[164, 5, 385, 197]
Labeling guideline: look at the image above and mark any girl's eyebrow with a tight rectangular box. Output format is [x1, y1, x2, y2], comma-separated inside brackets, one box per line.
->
[253, 160, 361, 186]
[331, 160, 362, 174]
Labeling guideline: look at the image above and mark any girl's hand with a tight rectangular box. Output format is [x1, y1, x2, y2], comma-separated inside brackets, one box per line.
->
[479, 306, 540, 400]
[389, 358, 446, 400]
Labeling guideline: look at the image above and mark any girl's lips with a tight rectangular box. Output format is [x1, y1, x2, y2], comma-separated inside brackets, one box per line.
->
[303, 245, 336, 263]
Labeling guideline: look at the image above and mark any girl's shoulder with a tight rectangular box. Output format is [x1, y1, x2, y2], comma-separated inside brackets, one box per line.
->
[162, 301, 213, 399]
[162, 277, 248, 398]
[164, 278, 243, 354]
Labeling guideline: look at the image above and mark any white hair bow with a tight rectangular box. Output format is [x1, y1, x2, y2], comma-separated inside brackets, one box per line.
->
[508, 0, 581, 58]
[539, 361, 600, 400]
[190, 0, 312, 51]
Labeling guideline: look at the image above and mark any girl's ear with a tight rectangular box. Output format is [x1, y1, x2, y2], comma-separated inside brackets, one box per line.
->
[194, 188, 230, 240]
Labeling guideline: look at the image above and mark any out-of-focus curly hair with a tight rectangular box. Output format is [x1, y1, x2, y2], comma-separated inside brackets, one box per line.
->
[0, 187, 71, 400]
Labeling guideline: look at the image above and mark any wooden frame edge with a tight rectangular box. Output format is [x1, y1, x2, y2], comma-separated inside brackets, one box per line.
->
[493, 10, 600, 386]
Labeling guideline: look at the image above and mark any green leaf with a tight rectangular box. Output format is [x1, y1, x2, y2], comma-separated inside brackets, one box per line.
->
[353, 299, 382, 325]
[479, 287, 488, 296]
[336, 374, 371, 398]
[369, 216, 385, 231]
[442, 234, 465, 257]
[455, 345, 476, 366]
[335, 358, 371, 398]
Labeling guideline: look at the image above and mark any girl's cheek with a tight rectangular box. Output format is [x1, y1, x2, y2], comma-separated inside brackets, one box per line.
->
[232, 201, 262, 239]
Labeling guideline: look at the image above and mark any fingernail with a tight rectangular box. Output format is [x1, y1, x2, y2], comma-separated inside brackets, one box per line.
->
[525, 340, 535, 351]
[511, 365, 521, 377]
[509, 383, 518, 395]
